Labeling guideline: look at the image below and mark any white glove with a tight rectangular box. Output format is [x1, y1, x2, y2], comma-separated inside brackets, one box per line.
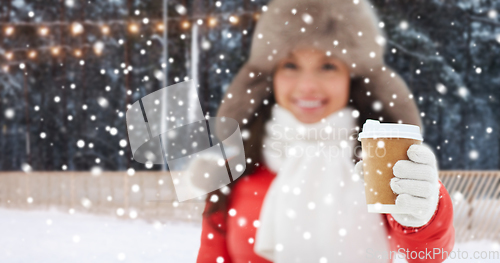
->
[354, 144, 440, 227]
[353, 160, 365, 181]
[185, 153, 226, 192]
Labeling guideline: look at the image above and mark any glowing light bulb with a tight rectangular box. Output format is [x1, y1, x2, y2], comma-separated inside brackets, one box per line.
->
[181, 20, 190, 29]
[129, 23, 139, 33]
[93, 41, 104, 55]
[28, 51, 37, 59]
[101, 25, 110, 35]
[5, 26, 14, 36]
[229, 15, 239, 24]
[74, 49, 82, 57]
[51, 47, 60, 56]
[5, 52, 13, 60]
[39, 27, 49, 36]
[157, 23, 164, 31]
[208, 17, 217, 27]
[72, 22, 84, 35]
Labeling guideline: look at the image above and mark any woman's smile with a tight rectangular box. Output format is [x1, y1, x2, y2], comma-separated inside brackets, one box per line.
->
[293, 98, 328, 113]
[294, 98, 327, 108]
[273, 48, 351, 124]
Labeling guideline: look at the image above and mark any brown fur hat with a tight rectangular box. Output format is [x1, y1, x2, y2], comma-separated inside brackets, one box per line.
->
[216, 0, 422, 132]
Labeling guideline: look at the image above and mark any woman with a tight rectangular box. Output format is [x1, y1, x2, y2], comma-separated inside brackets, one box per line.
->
[197, 0, 454, 262]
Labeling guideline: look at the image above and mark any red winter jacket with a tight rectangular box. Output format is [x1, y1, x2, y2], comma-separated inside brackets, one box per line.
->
[197, 165, 454, 263]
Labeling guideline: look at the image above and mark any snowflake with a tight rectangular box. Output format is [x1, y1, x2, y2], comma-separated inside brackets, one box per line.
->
[469, 150, 479, 160]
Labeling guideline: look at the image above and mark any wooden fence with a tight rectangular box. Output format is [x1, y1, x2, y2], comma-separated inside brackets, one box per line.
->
[0, 170, 499, 242]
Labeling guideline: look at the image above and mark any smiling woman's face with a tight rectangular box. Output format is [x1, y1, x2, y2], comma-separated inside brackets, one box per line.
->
[273, 48, 351, 124]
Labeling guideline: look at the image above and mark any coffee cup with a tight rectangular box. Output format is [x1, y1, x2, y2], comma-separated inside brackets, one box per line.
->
[357, 119, 423, 213]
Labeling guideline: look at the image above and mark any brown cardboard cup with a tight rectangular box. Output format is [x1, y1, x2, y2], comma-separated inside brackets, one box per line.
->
[357, 120, 423, 214]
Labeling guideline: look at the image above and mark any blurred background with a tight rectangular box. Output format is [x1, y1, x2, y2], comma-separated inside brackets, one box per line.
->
[1, 0, 500, 262]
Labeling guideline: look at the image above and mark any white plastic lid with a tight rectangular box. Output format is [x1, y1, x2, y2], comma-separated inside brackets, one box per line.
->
[357, 119, 423, 141]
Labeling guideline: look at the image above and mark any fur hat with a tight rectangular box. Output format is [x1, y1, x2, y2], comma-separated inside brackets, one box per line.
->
[216, 0, 422, 132]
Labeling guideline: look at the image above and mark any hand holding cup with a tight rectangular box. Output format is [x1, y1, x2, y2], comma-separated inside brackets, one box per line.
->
[355, 143, 440, 227]
[356, 120, 440, 227]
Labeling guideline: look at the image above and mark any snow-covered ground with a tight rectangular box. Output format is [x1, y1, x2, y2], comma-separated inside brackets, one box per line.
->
[0, 208, 201, 263]
[0, 208, 498, 263]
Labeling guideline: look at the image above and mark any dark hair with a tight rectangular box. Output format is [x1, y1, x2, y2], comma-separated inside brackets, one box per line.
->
[202, 76, 370, 234]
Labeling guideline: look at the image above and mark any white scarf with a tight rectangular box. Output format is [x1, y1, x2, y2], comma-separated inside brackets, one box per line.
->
[254, 104, 390, 262]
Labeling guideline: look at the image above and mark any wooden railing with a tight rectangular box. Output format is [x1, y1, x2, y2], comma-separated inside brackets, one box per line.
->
[0, 171, 205, 223]
[440, 171, 500, 243]
[1, 170, 499, 242]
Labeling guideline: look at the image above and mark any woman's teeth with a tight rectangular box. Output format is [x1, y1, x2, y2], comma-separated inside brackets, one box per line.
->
[296, 99, 323, 108]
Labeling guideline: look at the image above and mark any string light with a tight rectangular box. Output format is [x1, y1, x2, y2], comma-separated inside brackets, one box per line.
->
[2, 65, 8, 72]
[128, 23, 139, 33]
[4, 26, 14, 36]
[101, 25, 110, 35]
[181, 20, 190, 29]
[0, 11, 262, 39]
[208, 17, 217, 27]
[2, 45, 95, 61]
[0, 11, 261, 32]
[39, 27, 49, 36]
[72, 22, 84, 35]
[0, 11, 264, 66]
[229, 15, 239, 24]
